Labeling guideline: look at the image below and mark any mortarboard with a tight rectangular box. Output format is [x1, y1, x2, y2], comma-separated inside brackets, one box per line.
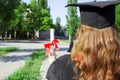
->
[66, 1, 120, 29]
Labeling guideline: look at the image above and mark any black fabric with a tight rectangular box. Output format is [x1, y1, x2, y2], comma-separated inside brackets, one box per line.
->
[80, 5, 115, 29]
[67, 41, 74, 52]
[66, 1, 120, 29]
[66, 1, 120, 8]
[46, 54, 76, 80]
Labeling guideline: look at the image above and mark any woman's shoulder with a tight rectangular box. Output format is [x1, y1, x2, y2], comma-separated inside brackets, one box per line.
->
[46, 54, 75, 80]
[54, 54, 71, 63]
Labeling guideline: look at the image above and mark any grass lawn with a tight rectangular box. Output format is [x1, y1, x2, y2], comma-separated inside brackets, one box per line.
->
[58, 39, 70, 43]
[7, 49, 45, 80]
[0, 47, 18, 56]
[58, 39, 76, 44]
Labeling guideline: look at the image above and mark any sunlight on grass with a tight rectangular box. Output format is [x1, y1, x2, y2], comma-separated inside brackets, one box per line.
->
[0, 47, 18, 56]
[58, 39, 70, 43]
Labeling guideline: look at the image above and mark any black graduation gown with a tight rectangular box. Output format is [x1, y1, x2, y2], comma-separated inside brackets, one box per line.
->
[46, 54, 76, 80]
[46, 54, 120, 80]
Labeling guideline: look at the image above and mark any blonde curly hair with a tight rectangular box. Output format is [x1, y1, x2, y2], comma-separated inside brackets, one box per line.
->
[71, 24, 120, 80]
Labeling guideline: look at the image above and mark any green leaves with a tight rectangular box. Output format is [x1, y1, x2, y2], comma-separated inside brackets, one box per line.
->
[0, 0, 20, 31]
[27, 0, 52, 31]
[0, 47, 18, 56]
[116, 4, 120, 31]
[66, 0, 79, 37]
[0, 0, 52, 39]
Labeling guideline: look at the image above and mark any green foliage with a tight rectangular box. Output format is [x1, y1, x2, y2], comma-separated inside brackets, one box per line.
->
[38, 0, 48, 9]
[10, 3, 27, 31]
[26, 0, 52, 31]
[0, 47, 18, 56]
[0, 0, 20, 31]
[58, 39, 70, 43]
[26, 0, 38, 32]
[7, 50, 45, 80]
[30, 50, 43, 59]
[116, 4, 120, 31]
[53, 17, 63, 36]
[39, 9, 52, 31]
[55, 17, 61, 30]
[66, 0, 80, 37]
[0, 0, 52, 39]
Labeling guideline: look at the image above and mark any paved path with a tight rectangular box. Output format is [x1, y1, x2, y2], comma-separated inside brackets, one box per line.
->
[40, 43, 70, 80]
[0, 40, 47, 80]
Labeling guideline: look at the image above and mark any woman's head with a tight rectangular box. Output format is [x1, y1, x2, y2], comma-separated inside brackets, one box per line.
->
[66, 1, 120, 80]
[71, 24, 120, 80]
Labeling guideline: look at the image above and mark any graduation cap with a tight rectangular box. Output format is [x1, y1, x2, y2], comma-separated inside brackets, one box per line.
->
[66, 1, 120, 29]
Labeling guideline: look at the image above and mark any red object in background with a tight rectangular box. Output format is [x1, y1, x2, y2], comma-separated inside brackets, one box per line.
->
[52, 39, 59, 51]
[52, 39, 59, 44]
[45, 48, 50, 56]
[44, 43, 51, 56]
[44, 43, 51, 48]
[44, 39, 59, 56]
[55, 44, 59, 51]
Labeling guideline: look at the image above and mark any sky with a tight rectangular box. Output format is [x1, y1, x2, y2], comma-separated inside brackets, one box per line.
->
[22, 0, 107, 26]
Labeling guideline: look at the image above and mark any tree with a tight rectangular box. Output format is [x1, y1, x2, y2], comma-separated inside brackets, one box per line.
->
[54, 17, 64, 36]
[0, 0, 21, 35]
[0, 0, 52, 39]
[25, 0, 52, 39]
[66, 0, 80, 52]
[39, 8, 52, 31]
[38, 0, 52, 31]
[116, 4, 120, 31]
[10, 2, 27, 39]
[66, 0, 79, 37]
[26, 0, 38, 39]
[55, 17, 61, 30]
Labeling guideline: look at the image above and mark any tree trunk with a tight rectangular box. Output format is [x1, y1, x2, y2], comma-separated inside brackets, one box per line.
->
[31, 30, 36, 40]
[33, 30, 37, 39]
[5, 31, 7, 39]
[9, 33, 11, 39]
[14, 30, 16, 39]
[27, 32, 29, 39]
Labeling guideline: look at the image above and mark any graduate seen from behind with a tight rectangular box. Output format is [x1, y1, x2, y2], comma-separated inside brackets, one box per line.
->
[46, 1, 120, 80]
